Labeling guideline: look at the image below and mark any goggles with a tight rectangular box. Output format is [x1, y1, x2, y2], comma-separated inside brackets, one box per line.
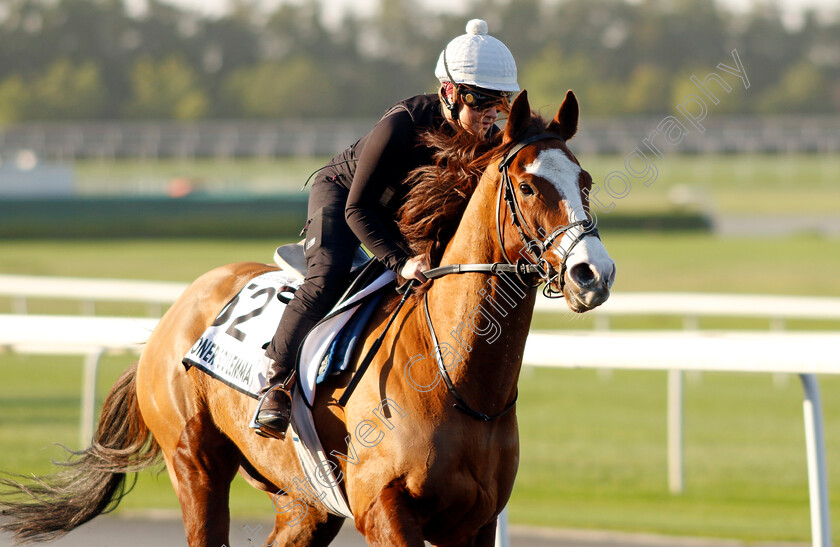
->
[459, 85, 514, 112]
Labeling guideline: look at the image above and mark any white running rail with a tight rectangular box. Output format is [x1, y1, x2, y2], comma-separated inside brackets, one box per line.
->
[0, 274, 187, 315]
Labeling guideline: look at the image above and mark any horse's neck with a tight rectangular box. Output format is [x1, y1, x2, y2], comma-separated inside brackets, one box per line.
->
[425, 170, 537, 410]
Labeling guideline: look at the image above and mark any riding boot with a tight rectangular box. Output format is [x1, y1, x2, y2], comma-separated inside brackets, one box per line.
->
[252, 355, 296, 439]
[251, 293, 324, 439]
[252, 191, 358, 439]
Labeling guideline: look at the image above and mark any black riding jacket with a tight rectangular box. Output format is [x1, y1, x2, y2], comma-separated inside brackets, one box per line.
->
[323, 93, 504, 274]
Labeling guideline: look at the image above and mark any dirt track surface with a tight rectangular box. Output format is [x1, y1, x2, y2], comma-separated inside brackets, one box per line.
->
[0, 516, 809, 547]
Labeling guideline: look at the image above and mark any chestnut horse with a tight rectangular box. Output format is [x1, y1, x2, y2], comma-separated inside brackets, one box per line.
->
[0, 91, 615, 546]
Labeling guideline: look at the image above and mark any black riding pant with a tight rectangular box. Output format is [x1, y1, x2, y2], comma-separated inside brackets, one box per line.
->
[265, 178, 359, 380]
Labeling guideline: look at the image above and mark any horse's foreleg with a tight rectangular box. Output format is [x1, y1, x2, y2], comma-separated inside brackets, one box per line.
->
[428, 516, 497, 547]
[469, 518, 498, 547]
[264, 492, 343, 547]
[356, 481, 425, 547]
[171, 413, 240, 547]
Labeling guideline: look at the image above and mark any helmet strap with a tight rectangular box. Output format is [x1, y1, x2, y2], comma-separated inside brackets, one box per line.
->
[441, 48, 459, 114]
[440, 84, 458, 116]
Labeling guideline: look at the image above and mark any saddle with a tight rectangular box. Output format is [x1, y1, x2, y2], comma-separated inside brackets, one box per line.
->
[274, 241, 387, 310]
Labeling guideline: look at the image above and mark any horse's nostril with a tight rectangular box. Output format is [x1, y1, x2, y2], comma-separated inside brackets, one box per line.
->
[569, 263, 597, 288]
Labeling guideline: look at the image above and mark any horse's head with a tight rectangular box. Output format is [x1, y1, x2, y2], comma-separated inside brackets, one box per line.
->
[496, 90, 616, 312]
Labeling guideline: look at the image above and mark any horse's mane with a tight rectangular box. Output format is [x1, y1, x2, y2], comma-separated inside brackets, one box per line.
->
[397, 111, 550, 293]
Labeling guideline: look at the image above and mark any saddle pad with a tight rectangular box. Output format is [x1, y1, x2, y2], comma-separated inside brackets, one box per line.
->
[183, 270, 301, 396]
[288, 390, 354, 518]
[317, 290, 385, 384]
[183, 268, 396, 401]
[296, 269, 395, 403]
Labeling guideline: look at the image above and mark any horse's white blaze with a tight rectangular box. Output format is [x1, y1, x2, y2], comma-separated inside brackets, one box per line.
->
[525, 149, 615, 288]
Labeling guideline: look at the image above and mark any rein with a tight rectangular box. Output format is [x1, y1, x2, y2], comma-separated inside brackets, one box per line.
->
[423, 292, 517, 422]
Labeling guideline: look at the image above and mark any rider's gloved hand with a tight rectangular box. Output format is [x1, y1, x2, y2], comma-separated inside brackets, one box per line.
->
[400, 254, 430, 283]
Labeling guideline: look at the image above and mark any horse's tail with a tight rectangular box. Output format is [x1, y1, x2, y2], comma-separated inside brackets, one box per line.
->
[0, 362, 161, 543]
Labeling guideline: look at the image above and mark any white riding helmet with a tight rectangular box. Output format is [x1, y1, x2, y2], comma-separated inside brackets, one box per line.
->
[435, 19, 519, 93]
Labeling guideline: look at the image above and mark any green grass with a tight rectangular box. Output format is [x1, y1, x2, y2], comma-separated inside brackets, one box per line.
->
[71, 154, 840, 215]
[0, 238, 285, 281]
[0, 233, 837, 293]
[2, 233, 839, 317]
[74, 157, 327, 195]
[513, 367, 840, 541]
[578, 153, 840, 215]
[0, 234, 839, 540]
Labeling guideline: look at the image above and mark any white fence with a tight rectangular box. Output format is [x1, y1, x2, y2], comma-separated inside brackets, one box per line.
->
[0, 274, 186, 316]
[1, 275, 839, 546]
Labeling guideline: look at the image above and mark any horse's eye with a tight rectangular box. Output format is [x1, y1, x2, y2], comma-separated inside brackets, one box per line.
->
[518, 183, 535, 196]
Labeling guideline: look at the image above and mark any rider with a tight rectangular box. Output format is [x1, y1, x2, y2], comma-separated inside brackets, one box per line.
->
[252, 19, 520, 439]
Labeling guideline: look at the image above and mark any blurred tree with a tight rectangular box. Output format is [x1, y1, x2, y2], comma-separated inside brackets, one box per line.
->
[0, 75, 29, 124]
[520, 47, 596, 113]
[0, 60, 107, 122]
[0, 0, 52, 80]
[472, 0, 549, 70]
[354, 0, 437, 106]
[757, 60, 831, 114]
[223, 57, 340, 117]
[670, 65, 749, 115]
[0, 0, 837, 119]
[32, 59, 107, 119]
[124, 55, 209, 119]
[196, 15, 260, 115]
[42, 0, 136, 117]
[732, 3, 806, 96]
[624, 64, 670, 114]
[643, 0, 729, 73]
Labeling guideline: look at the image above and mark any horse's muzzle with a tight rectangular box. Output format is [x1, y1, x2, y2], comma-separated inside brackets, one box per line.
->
[563, 261, 614, 313]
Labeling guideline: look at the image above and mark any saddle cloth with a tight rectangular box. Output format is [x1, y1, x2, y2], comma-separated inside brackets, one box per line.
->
[182, 269, 390, 401]
[183, 253, 395, 519]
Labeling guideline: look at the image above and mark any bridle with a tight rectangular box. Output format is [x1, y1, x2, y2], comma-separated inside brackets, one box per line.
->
[424, 133, 599, 295]
[418, 132, 600, 422]
[339, 131, 601, 418]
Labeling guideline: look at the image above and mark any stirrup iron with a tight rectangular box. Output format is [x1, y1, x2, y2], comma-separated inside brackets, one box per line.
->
[249, 378, 295, 440]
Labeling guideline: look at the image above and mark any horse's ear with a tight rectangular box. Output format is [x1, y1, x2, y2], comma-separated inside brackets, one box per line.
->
[548, 90, 579, 141]
[503, 90, 531, 144]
